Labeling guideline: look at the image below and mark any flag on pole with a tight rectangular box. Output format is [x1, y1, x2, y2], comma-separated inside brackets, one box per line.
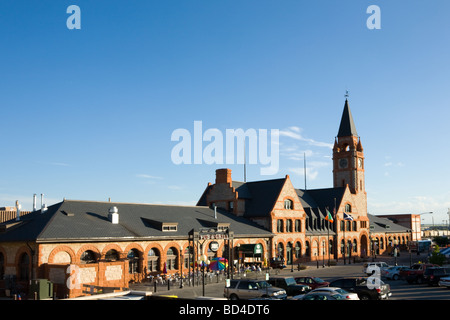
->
[344, 212, 354, 221]
[325, 209, 334, 223]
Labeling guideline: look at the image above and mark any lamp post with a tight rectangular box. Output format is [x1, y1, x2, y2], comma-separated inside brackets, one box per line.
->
[180, 246, 184, 288]
[420, 212, 434, 229]
[197, 254, 210, 297]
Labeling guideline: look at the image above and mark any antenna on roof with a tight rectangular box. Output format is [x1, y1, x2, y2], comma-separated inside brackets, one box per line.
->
[244, 138, 247, 182]
[304, 152, 307, 190]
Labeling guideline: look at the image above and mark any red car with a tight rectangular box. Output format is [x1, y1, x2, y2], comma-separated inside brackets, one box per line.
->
[295, 276, 330, 289]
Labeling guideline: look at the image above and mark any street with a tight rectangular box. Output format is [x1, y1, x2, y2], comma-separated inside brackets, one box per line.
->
[131, 252, 450, 300]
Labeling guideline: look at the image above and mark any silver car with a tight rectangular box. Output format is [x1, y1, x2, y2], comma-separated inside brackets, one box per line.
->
[224, 279, 287, 300]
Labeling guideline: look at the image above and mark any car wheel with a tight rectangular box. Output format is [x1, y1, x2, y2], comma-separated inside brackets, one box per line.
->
[229, 294, 239, 300]
[393, 275, 399, 281]
[417, 277, 423, 284]
[359, 294, 371, 300]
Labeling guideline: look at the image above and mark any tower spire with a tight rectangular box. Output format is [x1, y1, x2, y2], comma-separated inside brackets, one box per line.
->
[337, 97, 358, 138]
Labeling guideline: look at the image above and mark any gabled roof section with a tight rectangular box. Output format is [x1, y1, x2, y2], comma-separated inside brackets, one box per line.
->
[296, 187, 346, 211]
[238, 178, 287, 217]
[337, 99, 358, 137]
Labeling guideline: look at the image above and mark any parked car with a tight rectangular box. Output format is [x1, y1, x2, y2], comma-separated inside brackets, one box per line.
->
[268, 276, 311, 296]
[224, 279, 287, 300]
[423, 267, 450, 286]
[438, 276, 450, 288]
[363, 262, 390, 275]
[399, 263, 438, 284]
[328, 277, 391, 300]
[295, 276, 330, 289]
[305, 287, 359, 300]
[292, 291, 347, 300]
[381, 265, 409, 280]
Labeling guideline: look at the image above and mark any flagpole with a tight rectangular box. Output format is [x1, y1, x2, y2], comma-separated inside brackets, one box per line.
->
[343, 211, 346, 265]
[327, 209, 330, 266]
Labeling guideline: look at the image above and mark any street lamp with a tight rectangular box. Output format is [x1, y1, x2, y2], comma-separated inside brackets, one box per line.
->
[197, 254, 210, 297]
[420, 212, 434, 229]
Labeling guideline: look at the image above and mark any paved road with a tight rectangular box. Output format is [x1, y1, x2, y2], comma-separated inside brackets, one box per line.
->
[131, 252, 450, 300]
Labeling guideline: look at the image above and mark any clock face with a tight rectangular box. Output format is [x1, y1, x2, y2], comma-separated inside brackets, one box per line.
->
[358, 158, 363, 168]
[339, 158, 348, 168]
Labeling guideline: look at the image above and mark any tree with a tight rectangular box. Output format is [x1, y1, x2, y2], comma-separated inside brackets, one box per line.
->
[429, 245, 446, 266]
[433, 236, 450, 247]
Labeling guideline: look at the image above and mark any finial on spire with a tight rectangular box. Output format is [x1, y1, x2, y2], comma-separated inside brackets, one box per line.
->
[345, 90, 349, 100]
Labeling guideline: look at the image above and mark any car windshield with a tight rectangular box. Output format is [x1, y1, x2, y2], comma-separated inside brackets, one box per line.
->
[335, 288, 349, 295]
[255, 281, 271, 289]
[285, 278, 297, 286]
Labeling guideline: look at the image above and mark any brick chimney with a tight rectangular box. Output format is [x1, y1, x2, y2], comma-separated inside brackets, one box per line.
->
[215, 168, 232, 185]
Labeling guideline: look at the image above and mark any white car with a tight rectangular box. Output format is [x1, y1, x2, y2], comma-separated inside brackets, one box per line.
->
[438, 276, 450, 288]
[381, 265, 409, 280]
[363, 262, 390, 275]
[305, 287, 359, 300]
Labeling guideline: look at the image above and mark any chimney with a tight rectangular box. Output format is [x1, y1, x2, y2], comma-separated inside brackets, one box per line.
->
[33, 194, 37, 211]
[15, 200, 21, 221]
[40, 193, 47, 213]
[215, 168, 232, 185]
[108, 206, 119, 224]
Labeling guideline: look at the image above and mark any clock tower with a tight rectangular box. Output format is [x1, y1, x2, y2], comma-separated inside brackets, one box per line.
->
[333, 98, 365, 195]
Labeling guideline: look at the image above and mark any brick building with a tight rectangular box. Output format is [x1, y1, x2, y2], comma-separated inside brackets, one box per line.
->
[0, 98, 413, 299]
[197, 99, 412, 264]
[0, 200, 272, 298]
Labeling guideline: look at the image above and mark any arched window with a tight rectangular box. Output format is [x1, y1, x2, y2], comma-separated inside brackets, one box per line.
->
[127, 249, 140, 274]
[81, 250, 97, 264]
[295, 219, 302, 232]
[284, 199, 293, 210]
[167, 247, 178, 270]
[305, 241, 311, 257]
[294, 242, 302, 259]
[353, 239, 358, 253]
[277, 243, 284, 259]
[184, 247, 193, 269]
[19, 253, 30, 280]
[286, 219, 293, 232]
[345, 204, 352, 212]
[277, 220, 284, 233]
[105, 249, 119, 261]
[147, 248, 160, 272]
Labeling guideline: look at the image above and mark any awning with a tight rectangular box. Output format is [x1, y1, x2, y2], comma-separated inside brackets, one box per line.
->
[238, 244, 263, 255]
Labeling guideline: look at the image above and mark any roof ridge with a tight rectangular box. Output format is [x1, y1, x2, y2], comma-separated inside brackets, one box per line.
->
[63, 199, 203, 208]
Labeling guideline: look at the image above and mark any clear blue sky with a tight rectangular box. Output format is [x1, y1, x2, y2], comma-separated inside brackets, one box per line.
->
[1, 1, 449, 225]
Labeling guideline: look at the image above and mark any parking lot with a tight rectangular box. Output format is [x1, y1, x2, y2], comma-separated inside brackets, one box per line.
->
[131, 252, 450, 300]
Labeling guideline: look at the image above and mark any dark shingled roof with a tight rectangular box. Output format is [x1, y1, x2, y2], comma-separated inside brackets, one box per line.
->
[296, 187, 345, 235]
[239, 178, 286, 217]
[0, 200, 273, 243]
[296, 187, 346, 211]
[197, 178, 287, 218]
[337, 99, 358, 137]
[368, 214, 411, 233]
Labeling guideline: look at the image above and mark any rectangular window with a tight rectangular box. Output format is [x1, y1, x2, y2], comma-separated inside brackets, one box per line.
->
[162, 225, 177, 232]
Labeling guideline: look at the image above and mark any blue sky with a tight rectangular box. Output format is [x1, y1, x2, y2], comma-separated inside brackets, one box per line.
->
[1, 1, 449, 225]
